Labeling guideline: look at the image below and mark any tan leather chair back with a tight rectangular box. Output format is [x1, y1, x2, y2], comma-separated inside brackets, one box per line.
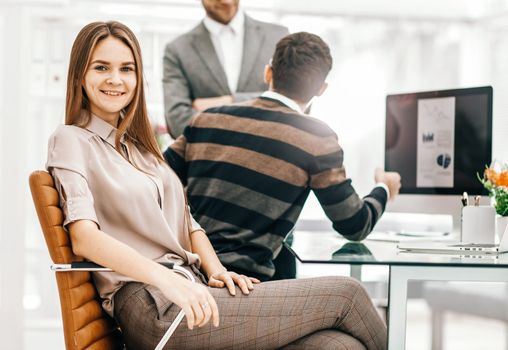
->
[29, 171, 123, 350]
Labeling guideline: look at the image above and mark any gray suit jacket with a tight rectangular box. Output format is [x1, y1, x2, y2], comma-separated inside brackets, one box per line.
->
[162, 15, 288, 137]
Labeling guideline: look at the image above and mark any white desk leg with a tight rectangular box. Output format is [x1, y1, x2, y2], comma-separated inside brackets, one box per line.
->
[350, 264, 362, 280]
[387, 265, 508, 350]
[388, 265, 409, 350]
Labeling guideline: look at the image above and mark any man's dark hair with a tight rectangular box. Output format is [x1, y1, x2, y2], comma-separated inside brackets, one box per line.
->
[271, 32, 332, 103]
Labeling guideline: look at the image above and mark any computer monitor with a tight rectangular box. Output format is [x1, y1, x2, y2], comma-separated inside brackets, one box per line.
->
[383, 86, 493, 233]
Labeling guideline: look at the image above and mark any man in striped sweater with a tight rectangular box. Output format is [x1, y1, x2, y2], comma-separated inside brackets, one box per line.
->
[164, 32, 401, 281]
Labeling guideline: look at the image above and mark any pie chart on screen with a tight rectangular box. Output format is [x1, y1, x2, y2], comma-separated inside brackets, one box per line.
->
[436, 153, 451, 169]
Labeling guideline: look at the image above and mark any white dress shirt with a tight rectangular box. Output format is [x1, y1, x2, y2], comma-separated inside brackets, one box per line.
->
[261, 90, 305, 114]
[203, 11, 245, 93]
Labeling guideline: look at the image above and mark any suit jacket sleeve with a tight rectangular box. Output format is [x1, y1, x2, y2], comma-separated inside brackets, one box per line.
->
[163, 43, 196, 138]
[310, 135, 388, 241]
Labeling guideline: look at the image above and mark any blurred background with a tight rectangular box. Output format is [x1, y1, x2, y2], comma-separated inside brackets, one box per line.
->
[2, 0, 508, 348]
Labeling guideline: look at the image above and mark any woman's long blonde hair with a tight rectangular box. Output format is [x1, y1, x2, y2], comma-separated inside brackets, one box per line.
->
[65, 21, 163, 162]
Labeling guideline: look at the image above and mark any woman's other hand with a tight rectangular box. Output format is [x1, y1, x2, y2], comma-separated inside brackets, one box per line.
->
[208, 270, 260, 296]
[158, 272, 219, 330]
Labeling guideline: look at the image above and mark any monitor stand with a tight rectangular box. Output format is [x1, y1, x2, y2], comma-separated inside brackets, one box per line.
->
[380, 194, 490, 236]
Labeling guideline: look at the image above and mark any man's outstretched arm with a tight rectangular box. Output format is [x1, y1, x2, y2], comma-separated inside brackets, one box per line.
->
[311, 151, 400, 241]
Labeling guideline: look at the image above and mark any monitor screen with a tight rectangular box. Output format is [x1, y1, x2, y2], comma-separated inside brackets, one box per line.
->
[385, 86, 492, 195]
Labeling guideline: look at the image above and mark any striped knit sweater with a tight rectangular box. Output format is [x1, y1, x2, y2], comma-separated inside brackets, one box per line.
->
[164, 97, 387, 278]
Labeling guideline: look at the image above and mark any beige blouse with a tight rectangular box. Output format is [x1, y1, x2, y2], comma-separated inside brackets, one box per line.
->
[46, 114, 202, 316]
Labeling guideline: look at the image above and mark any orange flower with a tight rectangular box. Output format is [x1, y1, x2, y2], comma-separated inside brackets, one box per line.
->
[485, 168, 499, 185]
[498, 170, 508, 187]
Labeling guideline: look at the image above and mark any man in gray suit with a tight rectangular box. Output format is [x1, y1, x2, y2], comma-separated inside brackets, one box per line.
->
[162, 0, 288, 138]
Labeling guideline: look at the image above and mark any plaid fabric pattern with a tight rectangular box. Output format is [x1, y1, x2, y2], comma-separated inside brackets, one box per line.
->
[114, 275, 387, 350]
[282, 329, 366, 349]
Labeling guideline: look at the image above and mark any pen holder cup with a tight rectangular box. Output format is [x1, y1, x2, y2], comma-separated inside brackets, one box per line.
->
[461, 205, 495, 244]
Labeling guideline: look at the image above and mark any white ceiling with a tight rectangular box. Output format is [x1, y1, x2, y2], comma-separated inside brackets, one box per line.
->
[5, 0, 508, 22]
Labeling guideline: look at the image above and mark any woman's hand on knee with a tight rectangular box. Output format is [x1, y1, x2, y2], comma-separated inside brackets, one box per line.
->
[158, 273, 219, 330]
[208, 270, 260, 296]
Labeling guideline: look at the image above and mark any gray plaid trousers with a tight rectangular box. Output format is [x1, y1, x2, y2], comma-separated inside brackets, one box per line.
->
[114, 275, 387, 350]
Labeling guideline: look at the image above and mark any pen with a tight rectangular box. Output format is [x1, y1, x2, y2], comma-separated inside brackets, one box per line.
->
[461, 192, 469, 206]
[474, 195, 480, 206]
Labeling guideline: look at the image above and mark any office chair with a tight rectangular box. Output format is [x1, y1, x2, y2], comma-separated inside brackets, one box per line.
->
[29, 170, 190, 350]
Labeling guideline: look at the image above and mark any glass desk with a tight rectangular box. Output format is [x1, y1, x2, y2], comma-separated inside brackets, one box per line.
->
[283, 230, 508, 350]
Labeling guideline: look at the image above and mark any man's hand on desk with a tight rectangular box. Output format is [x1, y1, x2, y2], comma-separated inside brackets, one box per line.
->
[375, 168, 401, 200]
[192, 95, 234, 112]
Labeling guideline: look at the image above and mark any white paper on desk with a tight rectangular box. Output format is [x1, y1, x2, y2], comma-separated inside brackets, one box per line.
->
[366, 231, 407, 242]
[367, 231, 452, 243]
[397, 231, 450, 237]
[416, 97, 455, 188]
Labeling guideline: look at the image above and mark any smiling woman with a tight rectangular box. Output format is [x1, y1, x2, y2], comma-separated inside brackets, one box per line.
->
[45, 20, 388, 350]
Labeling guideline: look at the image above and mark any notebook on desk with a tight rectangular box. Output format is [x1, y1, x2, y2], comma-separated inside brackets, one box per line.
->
[397, 226, 508, 255]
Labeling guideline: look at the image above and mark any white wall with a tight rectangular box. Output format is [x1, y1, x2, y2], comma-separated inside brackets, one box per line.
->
[0, 3, 29, 349]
